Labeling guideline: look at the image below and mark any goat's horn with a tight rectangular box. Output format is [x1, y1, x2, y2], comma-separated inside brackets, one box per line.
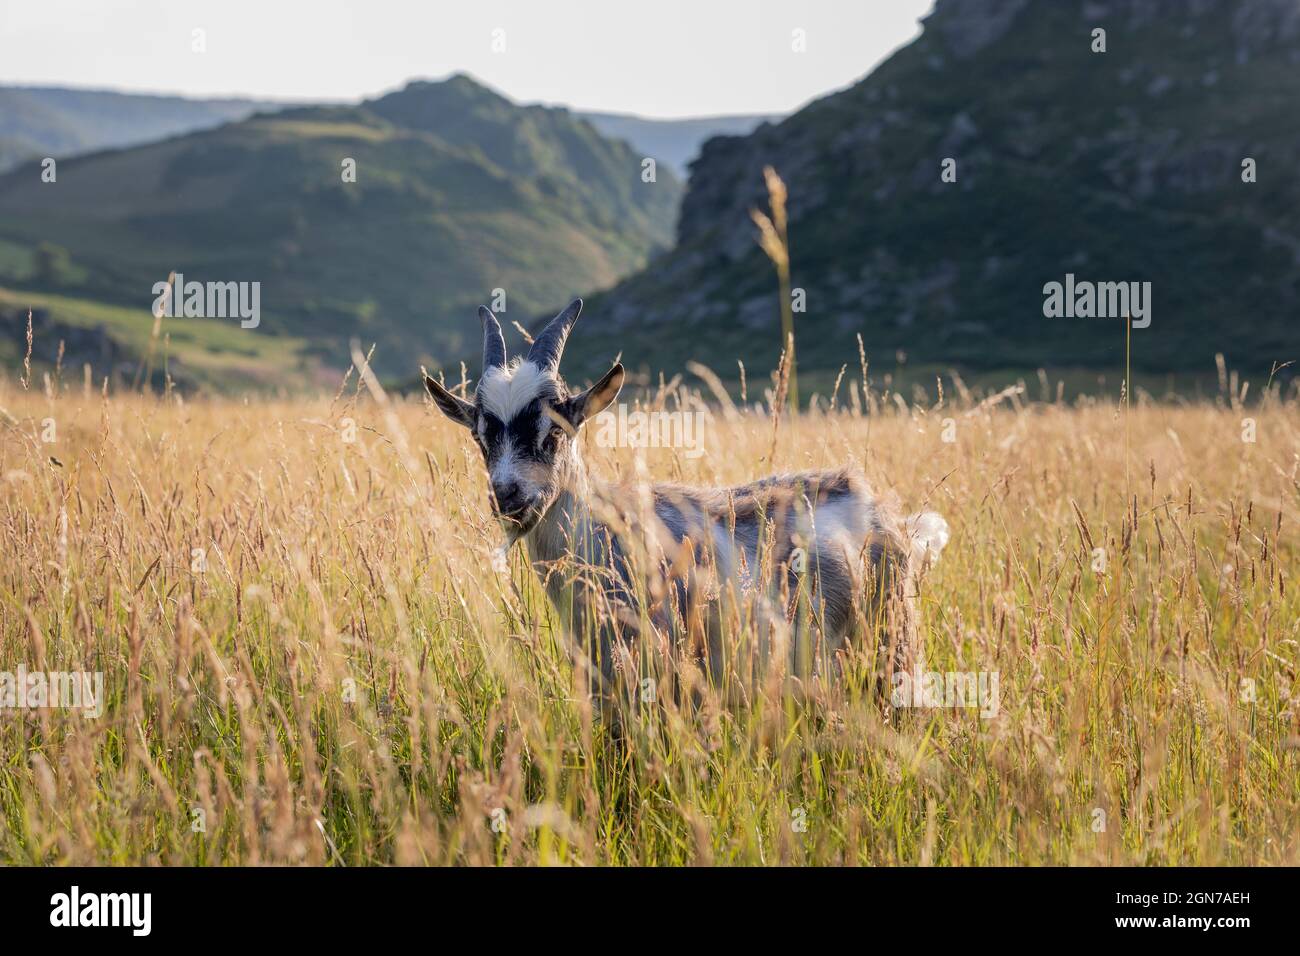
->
[479, 306, 507, 370]
[526, 298, 582, 372]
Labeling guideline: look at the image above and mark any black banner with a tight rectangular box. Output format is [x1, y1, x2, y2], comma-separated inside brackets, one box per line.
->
[0, 866, 1278, 942]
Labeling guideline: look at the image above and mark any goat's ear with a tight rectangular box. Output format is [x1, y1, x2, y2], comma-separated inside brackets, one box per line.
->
[424, 374, 475, 428]
[569, 363, 624, 426]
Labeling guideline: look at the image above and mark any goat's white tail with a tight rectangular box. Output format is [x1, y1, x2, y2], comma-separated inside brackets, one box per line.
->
[905, 511, 950, 564]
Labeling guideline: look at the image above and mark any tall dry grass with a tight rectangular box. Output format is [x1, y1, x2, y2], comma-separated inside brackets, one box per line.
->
[0, 365, 1297, 865]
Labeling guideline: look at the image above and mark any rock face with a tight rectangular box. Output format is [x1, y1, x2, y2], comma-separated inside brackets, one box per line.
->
[928, 0, 1031, 58]
[569, 0, 1300, 383]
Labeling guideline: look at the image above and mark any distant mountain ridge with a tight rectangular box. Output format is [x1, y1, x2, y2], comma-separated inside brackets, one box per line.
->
[0, 86, 288, 172]
[566, 0, 1300, 384]
[0, 74, 683, 385]
[578, 112, 779, 176]
[0, 82, 779, 179]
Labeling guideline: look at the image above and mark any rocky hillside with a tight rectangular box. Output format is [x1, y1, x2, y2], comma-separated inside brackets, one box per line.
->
[567, 0, 1300, 384]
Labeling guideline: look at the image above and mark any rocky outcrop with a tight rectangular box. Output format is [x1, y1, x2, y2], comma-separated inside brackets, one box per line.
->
[569, 0, 1300, 381]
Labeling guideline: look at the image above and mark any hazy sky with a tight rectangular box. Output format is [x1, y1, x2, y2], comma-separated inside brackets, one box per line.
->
[1, 0, 935, 117]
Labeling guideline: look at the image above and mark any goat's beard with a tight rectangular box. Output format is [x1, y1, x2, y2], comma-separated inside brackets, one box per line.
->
[500, 507, 543, 547]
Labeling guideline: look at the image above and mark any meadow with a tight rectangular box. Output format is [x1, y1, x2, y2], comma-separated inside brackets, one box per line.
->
[0, 361, 1296, 865]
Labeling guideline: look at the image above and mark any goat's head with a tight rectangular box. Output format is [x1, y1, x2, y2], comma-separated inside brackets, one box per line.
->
[425, 298, 623, 539]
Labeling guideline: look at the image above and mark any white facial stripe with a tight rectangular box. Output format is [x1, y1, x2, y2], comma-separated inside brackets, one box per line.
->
[489, 437, 522, 486]
[478, 361, 552, 422]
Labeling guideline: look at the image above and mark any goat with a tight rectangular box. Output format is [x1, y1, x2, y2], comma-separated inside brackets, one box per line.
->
[425, 299, 949, 715]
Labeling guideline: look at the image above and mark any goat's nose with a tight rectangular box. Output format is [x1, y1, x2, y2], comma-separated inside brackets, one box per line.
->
[493, 481, 523, 511]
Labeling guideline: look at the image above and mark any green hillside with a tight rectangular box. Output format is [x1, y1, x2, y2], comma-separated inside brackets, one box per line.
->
[0, 287, 317, 392]
[0, 75, 682, 385]
[565, 0, 1300, 386]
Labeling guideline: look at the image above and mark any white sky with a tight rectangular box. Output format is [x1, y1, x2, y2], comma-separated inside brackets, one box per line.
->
[0, 0, 935, 118]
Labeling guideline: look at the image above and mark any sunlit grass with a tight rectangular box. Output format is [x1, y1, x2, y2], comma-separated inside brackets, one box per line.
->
[0, 365, 1296, 865]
